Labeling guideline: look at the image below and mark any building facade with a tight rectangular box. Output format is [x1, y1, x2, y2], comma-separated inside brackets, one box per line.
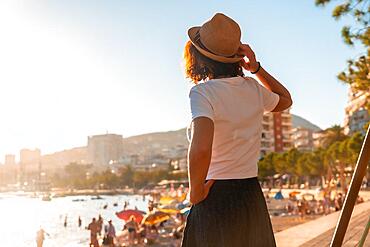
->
[4, 154, 16, 166]
[20, 148, 41, 164]
[312, 131, 325, 149]
[260, 109, 293, 156]
[343, 87, 370, 135]
[272, 109, 293, 152]
[292, 127, 314, 151]
[87, 134, 123, 166]
[19, 148, 41, 184]
[261, 114, 275, 156]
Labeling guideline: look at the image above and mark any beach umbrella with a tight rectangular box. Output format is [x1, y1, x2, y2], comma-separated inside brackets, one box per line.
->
[289, 191, 301, 197]
[142, 211, 170, 226]
[302, 193, 315, 201]
[274, 191, 284, 200]
[158, 208, 179, 215]
[159, 196, 178, 205]
[158, 204, 180, 215]
[115, 209, 145, 223]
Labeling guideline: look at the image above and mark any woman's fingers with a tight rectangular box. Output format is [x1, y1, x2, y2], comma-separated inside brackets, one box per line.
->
[239, 43, 256, 63]
[203, 180, 215, 199]
[237, 47, 246, 56]
[189, 180, 215, 204]
[239, 59, 250, 71]
[205, 179, 215, 189]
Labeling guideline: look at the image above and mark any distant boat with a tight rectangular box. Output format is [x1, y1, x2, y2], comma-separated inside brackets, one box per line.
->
[72, 198, 86, 202]
[91, 195, 103, 200]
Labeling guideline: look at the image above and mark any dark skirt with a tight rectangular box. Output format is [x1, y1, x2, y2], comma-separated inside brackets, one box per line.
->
[181, 177, 276, 247]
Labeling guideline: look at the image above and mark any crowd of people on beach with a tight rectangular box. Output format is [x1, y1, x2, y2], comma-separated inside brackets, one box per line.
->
[73, 183, 188, 247]
[80, 197, 187, 246]
[265, 188, 365, 219]
[35, 182, 366, 247]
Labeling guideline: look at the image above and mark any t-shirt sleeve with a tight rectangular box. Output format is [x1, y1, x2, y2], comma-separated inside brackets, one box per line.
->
[258, 83, 280, 112]
[189, 88, 214, 121]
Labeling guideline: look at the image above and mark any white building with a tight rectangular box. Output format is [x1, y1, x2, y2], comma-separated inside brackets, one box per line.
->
[4, 154, 16, 166]
[87, 134, 123, 166]
[343, 87, 370, 135]
[292, 127, 314, 151]
[261, 113, 275, 156]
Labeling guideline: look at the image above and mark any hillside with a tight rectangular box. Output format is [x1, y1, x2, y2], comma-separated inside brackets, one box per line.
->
[121, 114, 321, 155]
[122, 128, 188, 155]
[291, 114, 321, 131]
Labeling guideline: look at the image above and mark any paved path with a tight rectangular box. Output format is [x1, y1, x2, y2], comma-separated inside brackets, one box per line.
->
[275, 201, 370, 247]
[303, 209, 369, 247]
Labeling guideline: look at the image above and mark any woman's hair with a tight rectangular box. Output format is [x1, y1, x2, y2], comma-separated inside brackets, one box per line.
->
[183, 40, 244, 83]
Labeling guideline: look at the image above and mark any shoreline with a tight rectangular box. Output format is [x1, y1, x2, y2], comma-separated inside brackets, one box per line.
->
[0, 188, 137, 198]
[1, 187, 369, 199]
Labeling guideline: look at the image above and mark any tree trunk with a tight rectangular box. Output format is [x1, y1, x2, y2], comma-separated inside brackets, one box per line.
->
[339, 162, 347, 192]
[305, 175, 310, 189]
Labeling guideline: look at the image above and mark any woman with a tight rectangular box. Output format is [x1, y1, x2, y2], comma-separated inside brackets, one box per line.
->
[181, 13, 292, 247]
[105, 220, 116, 247]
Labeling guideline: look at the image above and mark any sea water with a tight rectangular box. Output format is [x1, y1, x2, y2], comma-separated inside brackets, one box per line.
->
[0, 193, 148, 247]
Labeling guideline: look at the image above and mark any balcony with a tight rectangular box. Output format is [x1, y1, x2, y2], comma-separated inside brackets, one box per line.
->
[282, 121, 292, 126]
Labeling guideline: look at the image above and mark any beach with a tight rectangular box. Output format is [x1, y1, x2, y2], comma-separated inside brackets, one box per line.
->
[2, 187, 361, 246]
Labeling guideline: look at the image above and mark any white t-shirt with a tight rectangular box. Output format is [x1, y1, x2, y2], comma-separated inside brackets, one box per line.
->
[189, 76, 279, 180]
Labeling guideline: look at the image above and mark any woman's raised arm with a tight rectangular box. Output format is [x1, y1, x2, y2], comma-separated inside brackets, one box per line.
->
[238, 44, 293, 112]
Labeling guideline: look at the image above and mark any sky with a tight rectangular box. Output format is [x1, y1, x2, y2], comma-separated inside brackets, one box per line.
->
[0, 0, 363, 161]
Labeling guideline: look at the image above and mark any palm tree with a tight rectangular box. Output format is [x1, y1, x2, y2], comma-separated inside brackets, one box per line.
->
[321, 125, 347, 148]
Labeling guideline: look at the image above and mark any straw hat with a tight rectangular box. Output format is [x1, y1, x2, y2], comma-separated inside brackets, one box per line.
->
[188, 13, 243, 64]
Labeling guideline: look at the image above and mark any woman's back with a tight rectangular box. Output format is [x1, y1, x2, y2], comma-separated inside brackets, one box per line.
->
[182, 13, 292, 247]
[189, 76, 279, 179]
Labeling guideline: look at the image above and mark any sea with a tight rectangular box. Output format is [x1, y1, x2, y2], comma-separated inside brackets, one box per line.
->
[0, 193, 148, 247]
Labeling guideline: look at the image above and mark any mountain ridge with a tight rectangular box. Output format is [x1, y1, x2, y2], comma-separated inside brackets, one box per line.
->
[121, 114, 321, 155]
[291, 114, 321, 131]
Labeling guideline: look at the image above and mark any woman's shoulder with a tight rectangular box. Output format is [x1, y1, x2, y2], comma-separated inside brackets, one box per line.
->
[189, 79, 225, 91]
[242, 76, 259, 85]
[189, 82, 210, 96]
[242, 76, 265, 92]
[190, 76, 260, 96]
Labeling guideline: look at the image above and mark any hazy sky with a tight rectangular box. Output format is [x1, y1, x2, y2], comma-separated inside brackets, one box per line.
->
[0, 0, 362, 161]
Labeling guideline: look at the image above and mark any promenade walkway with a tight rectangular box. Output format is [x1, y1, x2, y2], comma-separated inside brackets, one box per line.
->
[303, 209, 369, 246]
[275, 201, 370, 247]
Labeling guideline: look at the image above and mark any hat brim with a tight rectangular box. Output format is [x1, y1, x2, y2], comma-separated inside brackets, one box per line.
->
[188, 27, 243, 64]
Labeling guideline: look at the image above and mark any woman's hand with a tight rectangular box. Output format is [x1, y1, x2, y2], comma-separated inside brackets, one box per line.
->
[189, 180, 215, 205]
[238, 44, 293, 112]
[238, 44, 259, 72]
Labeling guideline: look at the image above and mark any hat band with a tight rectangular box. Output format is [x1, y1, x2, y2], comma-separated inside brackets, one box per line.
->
[194, 30, 239, 59]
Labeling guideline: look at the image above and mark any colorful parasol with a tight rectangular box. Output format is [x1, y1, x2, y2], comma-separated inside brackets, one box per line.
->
[159, 196, 178, 205]
[158, 206, 179, 215]
[289, 191, 301, 197]
[302, 193, 315, 201]
[142, 211, 170, 225]
[115, 209, 145, 223]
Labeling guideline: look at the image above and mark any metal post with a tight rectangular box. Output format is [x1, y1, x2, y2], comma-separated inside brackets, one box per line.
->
[330, 125, 370, 247]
